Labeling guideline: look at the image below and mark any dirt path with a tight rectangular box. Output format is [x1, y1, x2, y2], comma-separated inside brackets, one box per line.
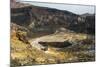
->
[30, 37, 45, 50]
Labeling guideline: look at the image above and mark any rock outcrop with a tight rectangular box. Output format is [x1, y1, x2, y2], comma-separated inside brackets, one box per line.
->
[11, 2, 32, 26]
[11, 23, 30, 44]
[85, 15, 95, 34]
[11, 3, 95, 34]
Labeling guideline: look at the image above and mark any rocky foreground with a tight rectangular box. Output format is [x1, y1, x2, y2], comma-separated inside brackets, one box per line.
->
[11, 23, 95, 66]
[10, 1, 95, 67]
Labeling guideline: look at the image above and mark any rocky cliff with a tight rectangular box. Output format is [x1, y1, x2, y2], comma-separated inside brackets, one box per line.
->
[11, 2, 95, 34]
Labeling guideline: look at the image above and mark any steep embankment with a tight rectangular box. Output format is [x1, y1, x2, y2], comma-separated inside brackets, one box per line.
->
[11, 23, 62, 66]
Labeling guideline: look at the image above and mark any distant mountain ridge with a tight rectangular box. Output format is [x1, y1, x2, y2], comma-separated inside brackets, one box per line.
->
[81, 13, 95, 16]
[11, 2, 95, 34]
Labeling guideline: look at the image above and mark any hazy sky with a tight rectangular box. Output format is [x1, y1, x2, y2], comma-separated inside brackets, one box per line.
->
[19, 1, 95, 15]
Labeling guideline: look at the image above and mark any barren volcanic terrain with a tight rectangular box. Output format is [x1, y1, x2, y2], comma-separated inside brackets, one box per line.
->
[10, 1, 95, 67]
